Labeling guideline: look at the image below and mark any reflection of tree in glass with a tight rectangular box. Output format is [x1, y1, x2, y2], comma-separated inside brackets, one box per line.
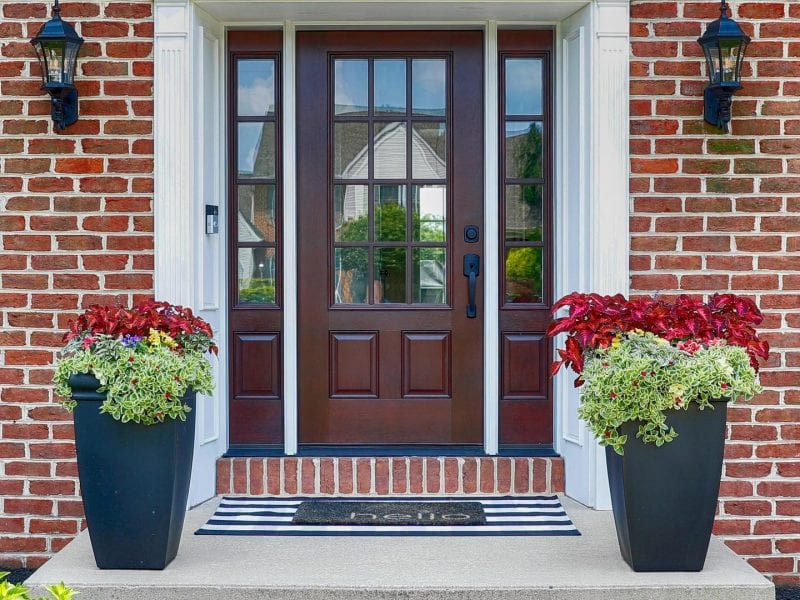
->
[335, 202, 446, 303]
[505, 247, 542, 303]
[510, 123, 543, 180]
[239, 247, 277, 304]
[240, 280, 276, 304]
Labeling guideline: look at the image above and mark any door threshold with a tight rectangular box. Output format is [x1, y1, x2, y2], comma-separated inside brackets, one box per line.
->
[224, 445, 558, 458]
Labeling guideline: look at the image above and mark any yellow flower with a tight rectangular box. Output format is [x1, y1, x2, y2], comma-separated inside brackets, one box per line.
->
[633, 328, 644, 335]
[148, 328, 161, 346]
[161, 333, 177, 349]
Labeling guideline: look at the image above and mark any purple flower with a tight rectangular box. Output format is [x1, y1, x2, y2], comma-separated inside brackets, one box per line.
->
[121, 334, 143, 348]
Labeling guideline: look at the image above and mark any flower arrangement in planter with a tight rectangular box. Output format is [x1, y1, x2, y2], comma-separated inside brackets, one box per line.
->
[548, 292, 768, 572]
[53, 300, 217, 570]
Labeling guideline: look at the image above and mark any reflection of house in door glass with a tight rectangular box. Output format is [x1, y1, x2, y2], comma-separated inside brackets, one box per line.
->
[333, 117, 448, 305]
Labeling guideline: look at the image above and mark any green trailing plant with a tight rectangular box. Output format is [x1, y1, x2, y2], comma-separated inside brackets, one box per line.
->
[578, 331, 760, 454]
[53, 301, 216, 425]
[0, 573, 75, 600]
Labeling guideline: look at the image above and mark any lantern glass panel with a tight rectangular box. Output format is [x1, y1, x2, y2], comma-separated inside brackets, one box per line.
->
[32, 43, 46, 85]
[720, 40, 740, 83]
[42, 41, 65, 84]
[702, 44, 717, 84]
[63, 40, 80, 85]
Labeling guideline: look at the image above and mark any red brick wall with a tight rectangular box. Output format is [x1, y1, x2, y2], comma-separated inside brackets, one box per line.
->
[631, 0, 800, 583]
[1, 0, 798, 579]
[0, 1, 154, 567]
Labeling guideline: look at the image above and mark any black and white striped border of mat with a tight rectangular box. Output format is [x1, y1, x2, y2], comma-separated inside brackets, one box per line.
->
[195, 495, 580, 536]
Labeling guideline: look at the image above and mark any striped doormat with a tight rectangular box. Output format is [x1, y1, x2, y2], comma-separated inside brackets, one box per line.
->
[195, 495, 580, 536]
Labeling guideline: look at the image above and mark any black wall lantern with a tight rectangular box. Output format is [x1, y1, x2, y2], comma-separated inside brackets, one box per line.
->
[697, 0, 750, 132]
[30, 0, 84, 130]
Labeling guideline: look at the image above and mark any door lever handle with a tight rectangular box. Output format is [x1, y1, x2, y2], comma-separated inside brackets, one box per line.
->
[463, 253, 480, 319]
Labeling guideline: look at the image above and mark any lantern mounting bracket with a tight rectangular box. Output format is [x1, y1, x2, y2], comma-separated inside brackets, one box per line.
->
[703, 84, 739, 133]
[45, 83, 79, 131]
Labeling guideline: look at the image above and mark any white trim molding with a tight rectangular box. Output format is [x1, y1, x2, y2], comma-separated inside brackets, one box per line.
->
[592, 0, 630, 298]
[483, 21, 500, 456]
[154, 1, 195, 307]
[282, 21, 299, 455]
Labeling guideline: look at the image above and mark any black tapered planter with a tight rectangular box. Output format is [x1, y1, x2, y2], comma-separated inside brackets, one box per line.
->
[605, 399, 729, 572]
[69, 374, 196, 570]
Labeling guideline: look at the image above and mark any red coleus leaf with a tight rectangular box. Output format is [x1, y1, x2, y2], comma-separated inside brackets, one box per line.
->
[546, 292, 769, 378]
[63, 299, 217, 353]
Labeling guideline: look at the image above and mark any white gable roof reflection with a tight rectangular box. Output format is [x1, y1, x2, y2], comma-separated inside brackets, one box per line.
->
[340, 123, 445, 221]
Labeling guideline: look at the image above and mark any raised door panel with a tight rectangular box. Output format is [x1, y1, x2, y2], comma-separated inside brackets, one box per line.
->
[402, 332, 451, 397]
[234, 333, 281, 398]
[330, 332, 379, 397]
[501, 332, 545, 399]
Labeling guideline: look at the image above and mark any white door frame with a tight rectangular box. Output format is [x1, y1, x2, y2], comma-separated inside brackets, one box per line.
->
[153, 0, 630, 507]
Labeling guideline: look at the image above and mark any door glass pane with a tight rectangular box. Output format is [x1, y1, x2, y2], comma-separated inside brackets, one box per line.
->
[412, 122, 446, 179]
[334, 122, 369, 179]
[412, 59, 446, 116]
[413, 248, 446, 304]
[237, 59, 275, 117]
[335, 59, 369, 115]
[375, 248, 406, 303]
[505, 58, 543, 116]
[334, 184, 368, 241]
[505, 247, 543, 304]
[238, 122, 275, 179]
[238, 247, 277, 304]
[505, 185, 543, 242]
[334, 247, 369, 304]
[374, 59, 406, 115]
[374, 122, 406, 179]
[238, 185, 276, 242]
[375, 185, 407, 242]
[412, 185, 446, 242]
[505, 121, 543, 180]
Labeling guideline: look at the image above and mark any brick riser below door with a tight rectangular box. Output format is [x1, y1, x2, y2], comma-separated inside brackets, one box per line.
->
[217, 457, 565, 496]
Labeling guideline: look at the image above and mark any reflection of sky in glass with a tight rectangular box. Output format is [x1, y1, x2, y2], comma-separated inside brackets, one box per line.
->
[412, 60, 446, 116]
[335, 60, 368, 114]
[505, 59, 543, 116]
[375, 60, 406, 114]
[505, 120, 538, 139]
[237, 59, 275, 116]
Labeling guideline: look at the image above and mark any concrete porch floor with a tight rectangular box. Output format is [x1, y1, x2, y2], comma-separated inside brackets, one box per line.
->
[28, 496, 774, 600]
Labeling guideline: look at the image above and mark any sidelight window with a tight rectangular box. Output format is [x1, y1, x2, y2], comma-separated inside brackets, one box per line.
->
[501, 57, 546, 305]
[234, 57, 280, 305]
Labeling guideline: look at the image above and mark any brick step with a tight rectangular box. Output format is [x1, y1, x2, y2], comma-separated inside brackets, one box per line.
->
[216, 456, 565, 496]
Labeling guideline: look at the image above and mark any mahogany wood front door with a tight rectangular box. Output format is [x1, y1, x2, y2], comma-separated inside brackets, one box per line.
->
[297, 31, 484, 445]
